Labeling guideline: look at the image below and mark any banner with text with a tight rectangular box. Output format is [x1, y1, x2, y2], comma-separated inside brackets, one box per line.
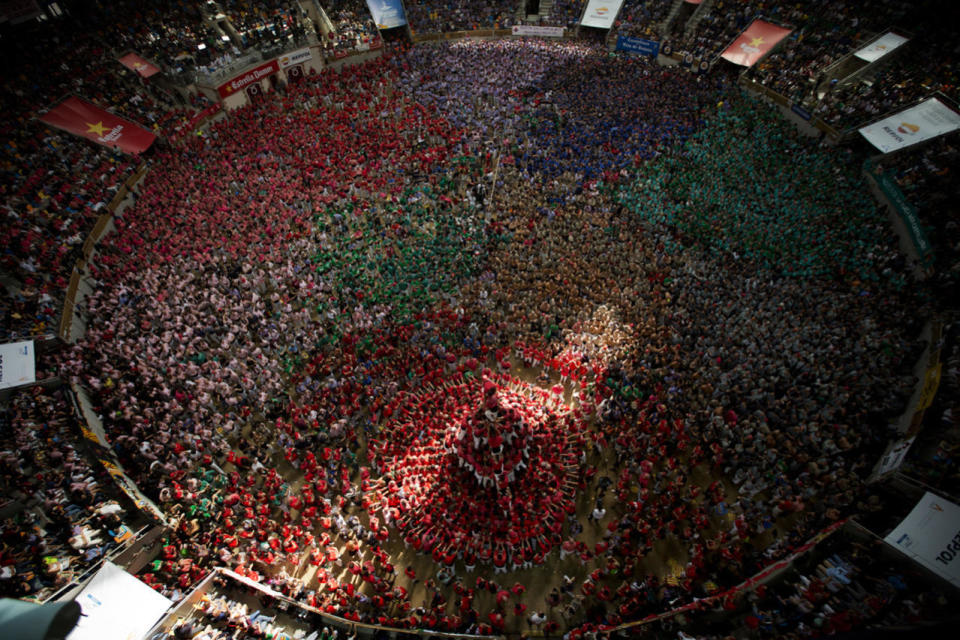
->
[0, 340, 35, 390]
[218, 59, 280, 98]
[366, 0, 407, 30]
[581, 0, 625, 29]
[859, 97, 960, 153]
[118, 52, 160, 78]
[512, 25, 565, 37]
[885, 491, 960, 587]
[720, 19, 792, 67]
[854, 32, 909, 63]
[279, 47, 312, 68]
[616, 35, 660, 57]
[864, 158, 934, 263]
[39, 96, 157, 154]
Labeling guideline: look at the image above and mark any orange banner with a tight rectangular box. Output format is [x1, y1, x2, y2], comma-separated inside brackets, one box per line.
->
[118, 52, 161, 78]
[720, 19, 791, 67]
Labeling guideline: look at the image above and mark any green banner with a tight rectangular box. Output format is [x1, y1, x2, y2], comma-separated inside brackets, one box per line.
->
[865, 159, 934, 265]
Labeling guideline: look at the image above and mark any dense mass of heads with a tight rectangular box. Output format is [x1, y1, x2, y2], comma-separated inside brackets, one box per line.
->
[33, 36, 940, 636]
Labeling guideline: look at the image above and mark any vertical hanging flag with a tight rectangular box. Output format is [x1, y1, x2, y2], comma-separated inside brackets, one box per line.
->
[39, 96, 157, 154]
[720, 19, 792, 67]
[118, 52, 161, 78]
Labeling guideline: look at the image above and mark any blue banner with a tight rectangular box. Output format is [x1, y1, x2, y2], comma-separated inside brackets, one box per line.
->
[366, 0, 407, 29]
[616, 35, 660, 57]
[791, 104, 812, 121]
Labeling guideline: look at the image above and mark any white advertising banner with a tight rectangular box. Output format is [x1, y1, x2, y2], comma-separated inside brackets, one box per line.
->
[859, 97, 960, 153]
[854, 32, 909, 63]
[581, 0, 625, 29]
[870, 436, 916, 480]
[366, 0, 407, 29]
[279, 47, 312, 68]
[0, 340, 35, 390]
[512, 25, 566, 37]
[67, 561, 172, 640]
[885, 491, 960, 587]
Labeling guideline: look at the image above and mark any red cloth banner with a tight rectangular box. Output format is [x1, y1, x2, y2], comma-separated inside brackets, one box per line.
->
[39, 96, 157, 154]
[118, 52, 161, 78]
[720, 19, 792, 67]
[217, 60, 280, 99]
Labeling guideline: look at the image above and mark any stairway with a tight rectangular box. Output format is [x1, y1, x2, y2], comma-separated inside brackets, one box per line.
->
[660, 0, 686, 35]
[539, 0, 555, 22]
[683, 0, 715, 37]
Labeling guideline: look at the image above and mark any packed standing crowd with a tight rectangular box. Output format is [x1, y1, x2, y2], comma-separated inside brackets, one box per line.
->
[2, 2, 959, 637]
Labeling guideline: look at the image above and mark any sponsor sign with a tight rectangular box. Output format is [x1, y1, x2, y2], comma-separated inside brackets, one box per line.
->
[859, 97, 960, 153]
[39, 96, 157, 154]
[854, 32, 909, 63]
[720, 19, 792, 67]
[366, 0, 407, 30]
[99, 458, 167, 523]
[0, 340, 34, 390]
[864, 158, 934, 261]
[67, 562, 172, 640]
[279, 47, 312, 69]
[791, 104, 812, 120]
[885, 492, 960, 587]
[871, 436, 916, 479]
[512, 25, 566, 37]
[118, 52, 160, 78]
[616, 35, 660, 57]
[217, 59, 280, 98]
[581, 0, 625, 29]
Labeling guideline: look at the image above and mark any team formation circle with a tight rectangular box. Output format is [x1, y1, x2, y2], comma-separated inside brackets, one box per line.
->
[68, 39, 928, 636]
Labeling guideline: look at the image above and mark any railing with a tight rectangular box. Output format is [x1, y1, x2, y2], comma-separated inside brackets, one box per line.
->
[145, 568, 505, 640]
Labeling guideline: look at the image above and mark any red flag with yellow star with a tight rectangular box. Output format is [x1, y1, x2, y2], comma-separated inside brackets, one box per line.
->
[38, 96, 157, 154]
[118, 52, 161, 78]
[720, 19, 792, 67]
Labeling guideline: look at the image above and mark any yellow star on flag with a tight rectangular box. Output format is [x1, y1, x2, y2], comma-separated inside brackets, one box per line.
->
[749, 36, 765, 47]
[86, 121, 108, 136]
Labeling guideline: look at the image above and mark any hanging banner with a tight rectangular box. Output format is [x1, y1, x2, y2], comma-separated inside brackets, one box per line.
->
[885, 491, 960, 588]
[278, 48, 312, 68]
[864, 158, 934, 263]
[366, 0, 407, 30]
[98, 458, 167, 524]
[616, 35, 660, 57]
[870, 436, 916, 480]
[719, 19, 792, 67]
[39, 96, 157, 154]
[859, 97, 960, 154]
[67, 562, 172, 640]
[512, 25, 566, 37]
[581, 0, 625, 29]
[118, 52, 161, 78]
[0, 340, 35, 390]
[217, 59, 280, 99]
[854, 32, 909, 63]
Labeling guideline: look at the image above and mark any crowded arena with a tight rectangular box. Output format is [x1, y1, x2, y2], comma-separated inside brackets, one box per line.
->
[1, 1, 959, 639]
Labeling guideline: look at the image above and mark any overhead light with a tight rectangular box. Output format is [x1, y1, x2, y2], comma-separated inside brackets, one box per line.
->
[197, 43, 207, 50]
[222, 35, 230, 41]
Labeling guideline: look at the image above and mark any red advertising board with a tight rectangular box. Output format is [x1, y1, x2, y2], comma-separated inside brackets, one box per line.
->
[118, 52, 161, 78]
[217, 59, 280, 99]
[720, 19, 792, 67]
[39, 96, 157, 154]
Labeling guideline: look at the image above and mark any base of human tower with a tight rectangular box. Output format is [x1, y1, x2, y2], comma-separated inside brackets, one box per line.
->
[366, 370, 588, 570]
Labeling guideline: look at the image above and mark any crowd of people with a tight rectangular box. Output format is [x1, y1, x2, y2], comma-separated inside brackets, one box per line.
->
[404, 0, 518, 34]
[1, 3, 958, 637]
[0, 386, 143, 600]
[613, 0, 674, 39]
